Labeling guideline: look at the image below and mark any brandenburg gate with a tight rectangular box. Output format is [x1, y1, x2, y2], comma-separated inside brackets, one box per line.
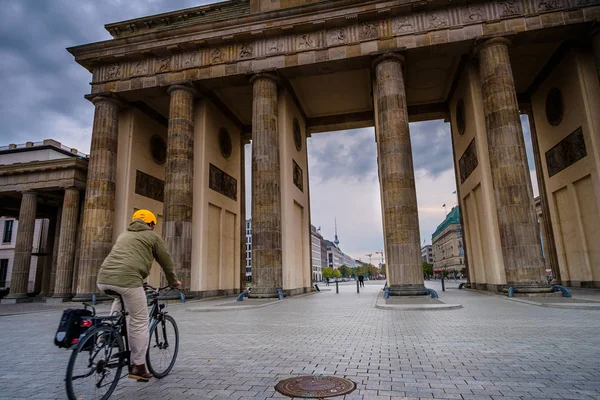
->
[67, 0, 600, 299]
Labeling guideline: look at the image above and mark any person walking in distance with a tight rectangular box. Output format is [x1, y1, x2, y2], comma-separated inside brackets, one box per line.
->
[97, 210, 181, 382]
[358, 274, 365, 288]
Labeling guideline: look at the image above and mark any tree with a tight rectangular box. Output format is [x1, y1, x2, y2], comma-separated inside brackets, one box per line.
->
[333, 269, 342, 278]
[422, 261, 433, 277]
[339, 264, 350, 278]
[367, 265, 378, 278]
[380, 263, 386, 276]
[322, 267, 334, 279]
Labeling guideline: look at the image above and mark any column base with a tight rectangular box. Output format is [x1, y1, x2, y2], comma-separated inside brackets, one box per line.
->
[388, 284, 427, 296]
[4, 293, 28, 300]
[1, 297, 34, 304]
[502, 283, 553, 294]
[248, 287, 280, 299]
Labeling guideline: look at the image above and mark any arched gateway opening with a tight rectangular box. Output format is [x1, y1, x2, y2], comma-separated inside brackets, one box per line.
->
[66, 0, 600, 301]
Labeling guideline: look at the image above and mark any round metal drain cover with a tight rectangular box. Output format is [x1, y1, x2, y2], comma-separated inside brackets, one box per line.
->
[275, 375, 356, 398]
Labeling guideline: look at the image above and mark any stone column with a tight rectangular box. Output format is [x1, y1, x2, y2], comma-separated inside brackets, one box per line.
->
[48, 207, 62, 296]
[74, 95, 121, 301]
[163, 85, 196, 292]
[53, 187, 81, 298]
[593, 30, 600, 83]
[39, 216, 57, 297]
[477, 38, 548, 291]
[6, 191, 37, 299]
[373, 54, 425, 296]
[249, 74, 282, 298]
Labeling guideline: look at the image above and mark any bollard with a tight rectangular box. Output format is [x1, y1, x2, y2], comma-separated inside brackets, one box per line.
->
[314, 284, 320, 292]
[441, 278, 445, 292]
[356, 280, 360, 293]
[383, 286, 390, 299]
[237, 291, 249, 302]
[180, 292, 185, 303]
[336, 281, 339, 294]
[92, 294, 96, 306]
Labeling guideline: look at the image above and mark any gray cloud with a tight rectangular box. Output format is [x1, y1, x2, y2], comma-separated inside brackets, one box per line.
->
[0, 0, 213, 151]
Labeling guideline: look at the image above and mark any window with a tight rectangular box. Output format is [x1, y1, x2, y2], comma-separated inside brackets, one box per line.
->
[0, 259, 7, 287]
[3, 220, 13, 243]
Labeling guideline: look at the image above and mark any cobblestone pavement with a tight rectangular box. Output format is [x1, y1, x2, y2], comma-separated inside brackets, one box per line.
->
[1, 281, 600, 400]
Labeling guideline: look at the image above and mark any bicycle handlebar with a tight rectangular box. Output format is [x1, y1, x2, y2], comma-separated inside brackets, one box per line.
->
[143, 282, 178, 294]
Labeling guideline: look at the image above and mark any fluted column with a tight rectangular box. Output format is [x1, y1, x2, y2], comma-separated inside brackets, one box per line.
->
[39, 215, 57, 297]
[249, 74, 282, 298]
[477, 38, 548, 291]
[48, 207, 62, 296]
[74, 95, 121, 301]
[53, 187, 81, 298]
[164, 85, 196, 292]
[6, 191, 37, 299]
[373, 54, 425, 296]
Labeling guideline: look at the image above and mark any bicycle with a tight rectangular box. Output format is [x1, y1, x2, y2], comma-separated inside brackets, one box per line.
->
[65, 283, 180, 400]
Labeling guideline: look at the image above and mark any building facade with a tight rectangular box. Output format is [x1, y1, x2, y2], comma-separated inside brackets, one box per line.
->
[64, 0, 600, 296]
[432, 207, 464, 276]
[245, 219, 252, 283]
[310, 225, 325, 282]
[421, 245, 433, 265]
[0, 140, 88, 302]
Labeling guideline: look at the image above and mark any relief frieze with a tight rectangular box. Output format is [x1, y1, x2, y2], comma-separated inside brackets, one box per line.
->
[156, 56, 172, 73]
[459, 139, 478, 184]
[498, 0, 521, 16]
[392, 16, 414, 34]
[545, 127, 587, 177]
[293, 160, 303, 192]
[91, 0, 584, 85]
[297, 33, 315, 49]
[209, 163, 237, 201]
[135, 170, 164, 202]
[359, 22, 378, 39]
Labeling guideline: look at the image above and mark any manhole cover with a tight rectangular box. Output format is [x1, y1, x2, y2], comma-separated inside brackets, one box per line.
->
[275, 375, 356, 398]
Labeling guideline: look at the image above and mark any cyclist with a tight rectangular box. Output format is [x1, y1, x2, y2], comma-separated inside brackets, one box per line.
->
[97, 209, 181, 382]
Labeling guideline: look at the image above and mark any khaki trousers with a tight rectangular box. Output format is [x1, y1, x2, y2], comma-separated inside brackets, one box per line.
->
[97, 283, 149, 365]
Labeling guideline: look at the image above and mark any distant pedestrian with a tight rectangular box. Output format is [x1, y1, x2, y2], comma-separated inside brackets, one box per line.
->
[325, 277, 330, 286]
[358, 274, 364, 288]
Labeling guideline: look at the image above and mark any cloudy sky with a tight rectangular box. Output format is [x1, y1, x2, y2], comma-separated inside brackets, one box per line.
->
[0, 0, 538, 263]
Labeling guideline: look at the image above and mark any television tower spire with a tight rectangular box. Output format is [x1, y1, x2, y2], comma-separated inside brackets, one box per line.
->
[334, 218, 339, 246]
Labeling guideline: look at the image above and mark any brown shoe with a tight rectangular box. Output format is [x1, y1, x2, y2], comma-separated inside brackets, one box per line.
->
[128, 364, 153, 381]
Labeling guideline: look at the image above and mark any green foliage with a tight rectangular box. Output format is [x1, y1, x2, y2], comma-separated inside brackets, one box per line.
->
[339, 265, 350, 278]
[366, 265, 378, 278]
[322, 267, 334, 279]
[380, 264, 386, 275]
[422, 261, 433, 277]
[333, 269, 342, 278]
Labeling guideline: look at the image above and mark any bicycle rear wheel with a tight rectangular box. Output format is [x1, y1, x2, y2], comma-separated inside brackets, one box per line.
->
[65, 325, 125, 400]
[146, 314, 179, 378]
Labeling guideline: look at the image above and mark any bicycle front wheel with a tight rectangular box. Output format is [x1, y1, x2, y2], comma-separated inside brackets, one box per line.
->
[146, 314, 179, 378]
[65, 325, 125, 400]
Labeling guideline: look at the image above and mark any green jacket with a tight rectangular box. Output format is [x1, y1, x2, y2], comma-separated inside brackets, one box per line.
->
[97, 219, 178, 288]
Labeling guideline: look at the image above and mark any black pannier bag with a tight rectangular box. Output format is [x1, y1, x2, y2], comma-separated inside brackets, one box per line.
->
[54, 308, 93, 348]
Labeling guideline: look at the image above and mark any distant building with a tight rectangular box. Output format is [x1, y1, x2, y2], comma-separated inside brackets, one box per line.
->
[421, 245, 433, 264]
[310, 225, 325, 282]
[325, 240, 356, 269]
[432, 207, 464, 276]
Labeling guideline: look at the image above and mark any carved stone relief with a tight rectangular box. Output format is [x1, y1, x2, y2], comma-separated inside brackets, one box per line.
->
[360, 22, 378, 39]
[538, 0, 563, 10]
[293, 160, 303, 192]
[392, 16, 414, 34]
[298, 33, 316, 50]
[157, 56, 172, 73]
[240, 43, 253, 58]
[182, 51, 199, 68]
[106, 64, 122, 80]
[135, 170, 164, 202]
[463, 5, 485, 21]
[459, 139, 478, 183]
[211, 48, 223, 63]
[498, 0, 521, 16]
[268, 38, 282, 53]
[328, 28, 347, 45]
[427, 12, 448, 29]
[209, 164, 237, 201]
[546, 127, 587, 177]
[131, 60, 148, 76]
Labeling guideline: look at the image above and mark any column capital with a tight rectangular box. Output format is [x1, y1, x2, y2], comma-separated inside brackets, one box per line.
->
[167, 84, 199, 97]
[372, 53, 405, 69]
[474, 36, 512, 55]
[85, 93, 126, 109]
[249, 73, 281, 86]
